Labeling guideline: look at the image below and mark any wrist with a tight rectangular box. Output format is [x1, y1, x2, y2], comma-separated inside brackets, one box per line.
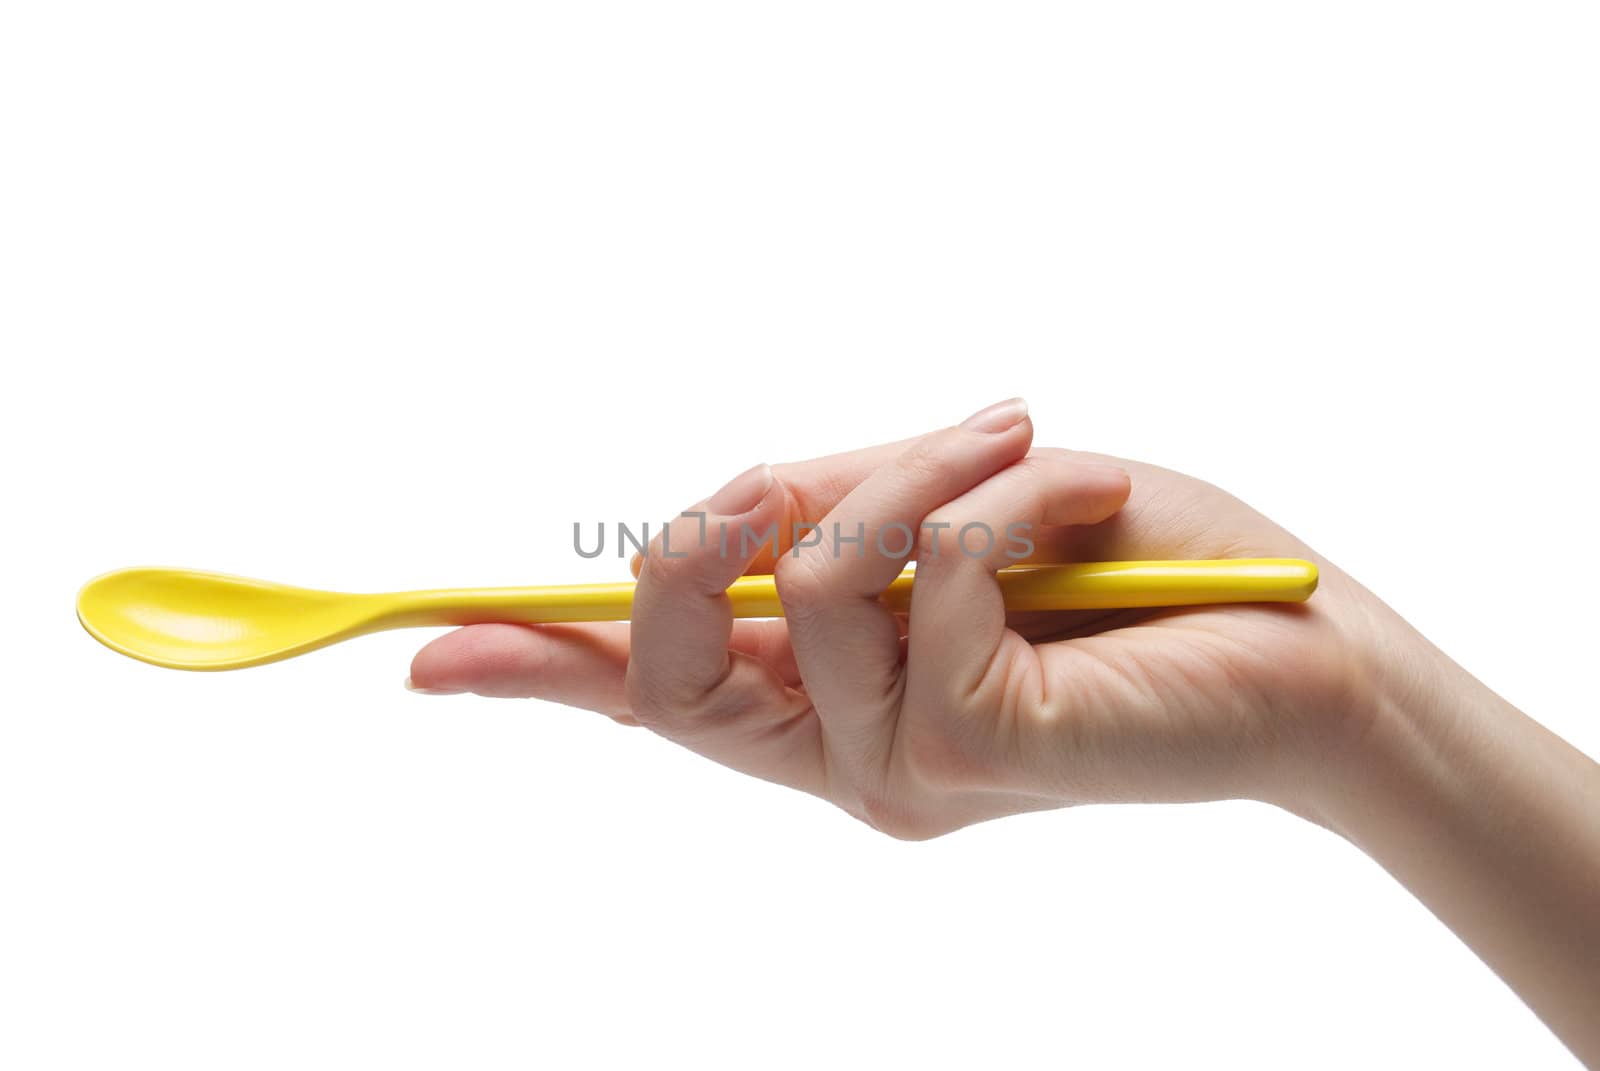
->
[1269, 589, 1473, 836]
[1269, 588, 1600, 1063]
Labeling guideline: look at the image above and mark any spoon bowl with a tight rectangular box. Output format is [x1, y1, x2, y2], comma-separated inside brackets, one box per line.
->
[77, 568, 380, 670]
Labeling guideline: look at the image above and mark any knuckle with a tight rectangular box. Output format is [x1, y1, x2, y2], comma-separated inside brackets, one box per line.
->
[853, 790, 936, 842]
[773, 549, 832, 617]
[624, 655, 736, 736]
[622, 669, 673, 729]
[625, 663, 704, 731]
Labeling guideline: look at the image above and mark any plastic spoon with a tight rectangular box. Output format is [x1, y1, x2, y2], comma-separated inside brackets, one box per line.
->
[76, 558, 1318, 671]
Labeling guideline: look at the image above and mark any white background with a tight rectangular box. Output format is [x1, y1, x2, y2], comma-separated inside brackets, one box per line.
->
[3, 2, 1597, 1068]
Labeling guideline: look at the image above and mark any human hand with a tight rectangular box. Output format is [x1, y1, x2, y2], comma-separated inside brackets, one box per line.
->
[407, 398, 1388, 838]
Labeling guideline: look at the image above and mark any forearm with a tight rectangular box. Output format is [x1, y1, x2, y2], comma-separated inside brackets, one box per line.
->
[1304, 613, 1600, 1065]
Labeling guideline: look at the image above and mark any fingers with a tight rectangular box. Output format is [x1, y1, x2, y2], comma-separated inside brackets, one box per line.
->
[627, 444, 1138, 578]
[628, 463, 782, 708]
[408, 621, 638, 720]
[628, 434, 922, 579]
[775, 397, 1035, 781]
[625, 462, 822, 790]
[405, 618, 803, 723]
[907, 455, 1131, 693]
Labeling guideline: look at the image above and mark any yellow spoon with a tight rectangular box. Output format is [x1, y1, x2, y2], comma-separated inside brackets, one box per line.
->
[76, 559, 1317, 672]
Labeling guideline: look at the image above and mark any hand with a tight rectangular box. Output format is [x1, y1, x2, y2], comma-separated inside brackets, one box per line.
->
[408, 398, 1382, 838]
[410, 398, 1600, 1060]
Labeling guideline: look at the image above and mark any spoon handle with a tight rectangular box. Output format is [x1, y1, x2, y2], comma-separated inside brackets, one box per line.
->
[381, 559, 1318, 626]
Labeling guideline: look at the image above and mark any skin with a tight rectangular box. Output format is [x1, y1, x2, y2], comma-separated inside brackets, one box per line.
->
[409, 398, 1600, 1065]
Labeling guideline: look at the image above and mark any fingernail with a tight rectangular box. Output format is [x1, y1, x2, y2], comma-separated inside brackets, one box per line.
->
[961, 397, 1029, 433]
[404, 676, 465, 695]
[707, 462, 774, 515]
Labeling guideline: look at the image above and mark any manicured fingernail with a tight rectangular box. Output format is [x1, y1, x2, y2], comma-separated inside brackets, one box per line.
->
[961, 397, 1029, 433]
[707, 462, 774, 515]
[404, 676, 465, 695]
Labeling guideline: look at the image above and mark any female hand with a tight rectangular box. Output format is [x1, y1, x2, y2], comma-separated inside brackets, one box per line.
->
[407, 397, 1379, 838]
[409, 398, 1600, 1062]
